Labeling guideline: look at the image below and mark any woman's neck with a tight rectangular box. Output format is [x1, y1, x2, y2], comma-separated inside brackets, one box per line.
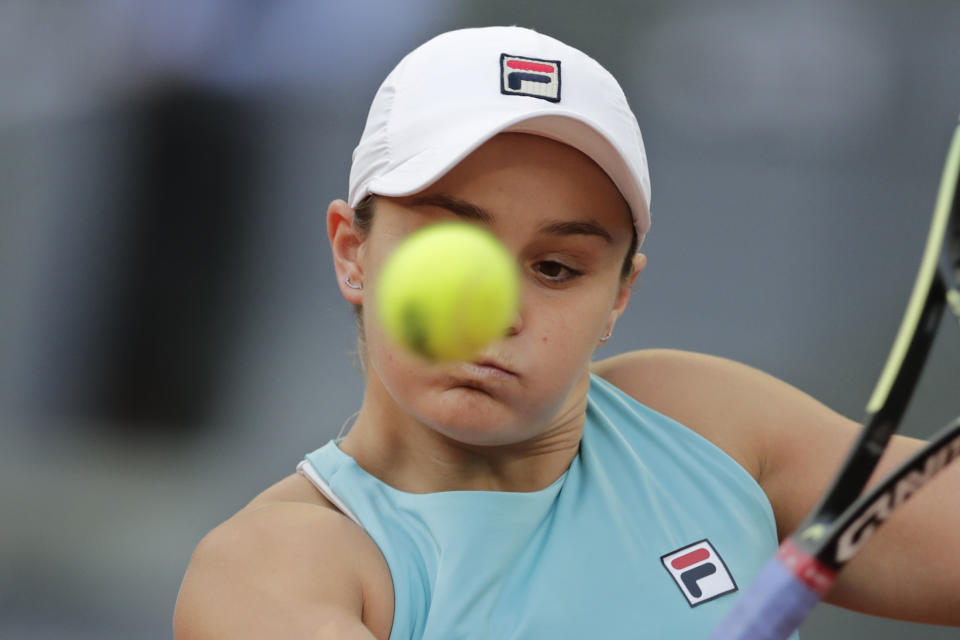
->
[338, 375, 588, 494]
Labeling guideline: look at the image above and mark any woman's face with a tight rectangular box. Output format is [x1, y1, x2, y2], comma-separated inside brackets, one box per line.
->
[354, 133, 640, 448]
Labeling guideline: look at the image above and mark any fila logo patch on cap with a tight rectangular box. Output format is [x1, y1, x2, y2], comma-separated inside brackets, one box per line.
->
[661, 539, 738, 607]
[500, 54, 561, 102]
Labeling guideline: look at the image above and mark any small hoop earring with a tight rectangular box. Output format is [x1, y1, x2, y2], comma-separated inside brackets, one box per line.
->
[599, 330, 613, 343]
[344, 276, 363, 290]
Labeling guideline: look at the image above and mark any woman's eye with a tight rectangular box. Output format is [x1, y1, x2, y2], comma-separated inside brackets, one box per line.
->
[534, 260, 581, 283]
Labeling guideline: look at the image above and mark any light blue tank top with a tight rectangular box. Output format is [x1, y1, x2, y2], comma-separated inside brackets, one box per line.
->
[300, 374, 798, 639]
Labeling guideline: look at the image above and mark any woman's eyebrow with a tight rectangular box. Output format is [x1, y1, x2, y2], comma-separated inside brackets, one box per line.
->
[408, 194, 493, 224]
[409, 193, 613, 243]
[537, 220, 613, 243]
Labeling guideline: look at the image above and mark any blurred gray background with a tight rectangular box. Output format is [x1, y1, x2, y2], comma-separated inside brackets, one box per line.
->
[1, 0, 958, 638]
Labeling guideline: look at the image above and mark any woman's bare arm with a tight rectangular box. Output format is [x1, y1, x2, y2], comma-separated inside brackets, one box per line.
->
[173, 501, 390, 639]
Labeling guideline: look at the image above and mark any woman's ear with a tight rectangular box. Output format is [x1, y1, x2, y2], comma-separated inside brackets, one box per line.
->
[328, 199, 365, 304]
[602, 253, 647, 343]
[627, 253, 646, 287]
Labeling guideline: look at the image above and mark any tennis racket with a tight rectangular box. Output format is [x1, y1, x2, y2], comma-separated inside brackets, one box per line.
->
[711, 117, 960, 640]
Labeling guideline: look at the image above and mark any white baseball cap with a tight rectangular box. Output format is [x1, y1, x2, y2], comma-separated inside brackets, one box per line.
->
[348, 26, 652, 244]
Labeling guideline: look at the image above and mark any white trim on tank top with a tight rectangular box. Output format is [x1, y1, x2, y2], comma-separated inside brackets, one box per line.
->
[296, 460, 363, 527]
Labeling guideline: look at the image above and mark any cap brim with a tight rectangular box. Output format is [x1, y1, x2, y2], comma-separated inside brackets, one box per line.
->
[363, 111, 650, 244]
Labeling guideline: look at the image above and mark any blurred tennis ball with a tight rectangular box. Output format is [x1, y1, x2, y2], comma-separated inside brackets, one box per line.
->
[376, 222, 519, 361]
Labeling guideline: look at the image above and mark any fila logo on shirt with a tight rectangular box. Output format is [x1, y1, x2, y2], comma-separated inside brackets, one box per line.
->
[500, 54, 561, 102]
[661, 539, 738, 607]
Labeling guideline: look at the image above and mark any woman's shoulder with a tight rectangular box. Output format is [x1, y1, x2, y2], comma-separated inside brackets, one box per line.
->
[174, 474, 395, 639]
[591, 348, 777, 398]
[591, 348, 795, 481]
[591, 348, 775, 418]
[245, 472, 342, 512]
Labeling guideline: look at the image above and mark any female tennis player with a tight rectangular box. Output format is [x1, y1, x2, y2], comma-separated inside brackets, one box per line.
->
[173, 26, 960, 639]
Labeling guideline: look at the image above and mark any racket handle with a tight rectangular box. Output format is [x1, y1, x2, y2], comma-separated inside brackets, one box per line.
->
[710, 554, 822, 640]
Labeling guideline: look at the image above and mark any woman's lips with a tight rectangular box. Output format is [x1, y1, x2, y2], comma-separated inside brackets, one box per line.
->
[459, 359, 517, 380]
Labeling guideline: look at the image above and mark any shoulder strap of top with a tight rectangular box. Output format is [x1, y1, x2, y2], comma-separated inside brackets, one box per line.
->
[296, 459, 363, 526]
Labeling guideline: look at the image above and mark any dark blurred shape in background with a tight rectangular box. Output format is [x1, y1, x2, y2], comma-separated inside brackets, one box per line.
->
[86, 84, 253, 435]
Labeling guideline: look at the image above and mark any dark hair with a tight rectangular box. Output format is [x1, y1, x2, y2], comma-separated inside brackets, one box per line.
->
[353, 193, 377, 234]
[349, 195, 377, 362]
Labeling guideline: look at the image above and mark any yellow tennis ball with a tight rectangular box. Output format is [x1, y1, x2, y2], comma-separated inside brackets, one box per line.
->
[376, 222, 519, 362]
